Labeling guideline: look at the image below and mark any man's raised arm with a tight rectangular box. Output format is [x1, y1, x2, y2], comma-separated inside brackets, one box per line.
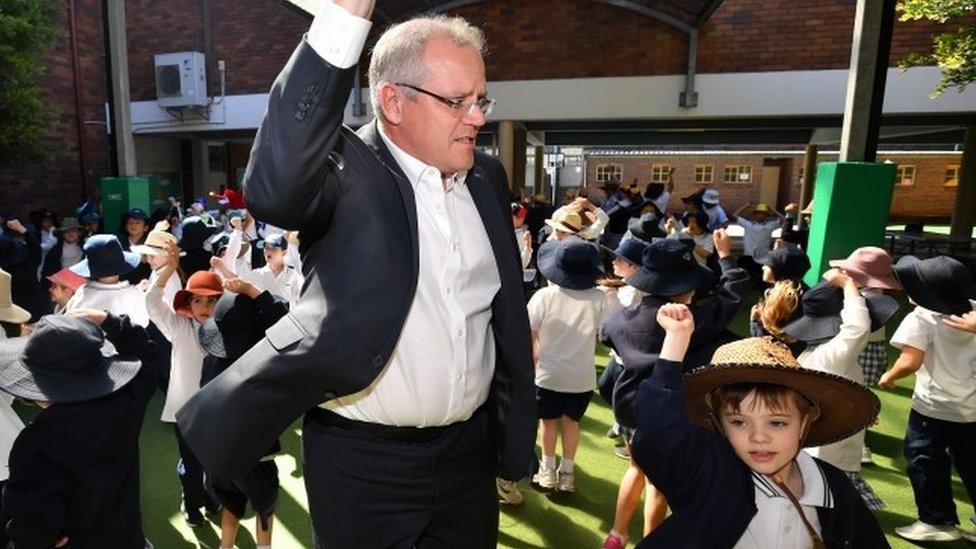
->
[242, 0, 374, 232]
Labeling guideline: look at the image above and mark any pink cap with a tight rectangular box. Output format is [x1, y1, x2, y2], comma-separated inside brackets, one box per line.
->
[829, 246, 902, 290]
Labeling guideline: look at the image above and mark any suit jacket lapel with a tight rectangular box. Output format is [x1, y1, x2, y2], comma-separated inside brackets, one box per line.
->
[358, 120, 419, 276]
[467, 165, 519, 285]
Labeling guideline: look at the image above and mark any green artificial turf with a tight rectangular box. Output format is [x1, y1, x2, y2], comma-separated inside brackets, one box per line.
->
[18, 291, 969, 548]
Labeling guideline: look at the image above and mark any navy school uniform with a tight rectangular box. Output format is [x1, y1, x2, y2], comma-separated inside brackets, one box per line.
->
[2, 314, 156, 548]
[601, 257, 750, 430]
[630, 358, 889, 548]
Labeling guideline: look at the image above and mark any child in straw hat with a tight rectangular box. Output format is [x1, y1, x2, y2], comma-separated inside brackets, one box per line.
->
[630, 304, 887, 548]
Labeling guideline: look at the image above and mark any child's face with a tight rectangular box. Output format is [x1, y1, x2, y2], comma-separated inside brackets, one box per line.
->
[686, 218, 703, 235]
[761, 265, 775, 284]
[264, 245, 287, 268]
[189, 295, 220, 323]
[720, 391, 808, 478]
[126, 218, 147, 237]
[612, 257, 639, 279]
[62, 228, 82, 244]
[49, 283, 75, 307]
[146, 253, 168, 270]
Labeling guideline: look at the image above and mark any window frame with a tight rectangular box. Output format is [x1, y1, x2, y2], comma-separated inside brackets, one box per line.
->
[724, 165, 752, 184]
[944, 165, 960, 187]
[896, 165, 916, 186]
[694, 164, 714, 184]
[650, 163, 672, 183]
[595, 163, 623, 183]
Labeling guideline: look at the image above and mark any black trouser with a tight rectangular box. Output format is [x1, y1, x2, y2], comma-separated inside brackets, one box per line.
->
[905, 409, 976, 525]
[174, 425, 212, 514]
[303, 408, 498, 548]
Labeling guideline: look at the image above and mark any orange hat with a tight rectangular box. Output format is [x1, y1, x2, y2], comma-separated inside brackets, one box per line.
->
[46, 268, 86, 293]
[173, 271, 224, 317]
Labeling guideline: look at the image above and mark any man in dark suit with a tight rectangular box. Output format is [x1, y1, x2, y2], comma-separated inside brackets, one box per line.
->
[176, 1, 536, 547]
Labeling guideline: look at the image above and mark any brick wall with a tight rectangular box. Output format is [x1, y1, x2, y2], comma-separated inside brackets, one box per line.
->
[126, 0, 309, 101]
[0, 0, 110, 219]
[585, 152, 962, 221]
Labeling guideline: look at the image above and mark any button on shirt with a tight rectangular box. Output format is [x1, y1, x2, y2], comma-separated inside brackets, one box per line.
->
[322, 127, 501, 427]
[734, 450, 832, 549]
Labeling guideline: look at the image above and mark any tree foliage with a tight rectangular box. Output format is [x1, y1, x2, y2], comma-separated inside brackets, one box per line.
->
[897, 0, 976, 96]
[0, 0, 60, 169]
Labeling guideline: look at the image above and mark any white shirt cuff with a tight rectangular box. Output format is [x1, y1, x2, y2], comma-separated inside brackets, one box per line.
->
[307, 1, 373, 69]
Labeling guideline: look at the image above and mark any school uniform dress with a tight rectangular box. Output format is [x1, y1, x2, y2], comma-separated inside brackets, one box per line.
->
[66, 281, 150, 327]
[890, 301, 976, 526]
[527, 284, 618, 420]
[629, 357, 889, 548]
[798, 292, 883, 509]
[1, 314, 156, 549]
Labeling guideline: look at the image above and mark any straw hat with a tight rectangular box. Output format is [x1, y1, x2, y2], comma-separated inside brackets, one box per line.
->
[683, 337, 880, 447]
[0, 269, 30, 324]
[753, 203, 771, 214]
[545, 209, 584, 235]
[131, 221, 184, 257]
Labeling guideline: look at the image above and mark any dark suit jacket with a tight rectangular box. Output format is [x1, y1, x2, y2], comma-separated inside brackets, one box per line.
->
[177, 38, 536, 481]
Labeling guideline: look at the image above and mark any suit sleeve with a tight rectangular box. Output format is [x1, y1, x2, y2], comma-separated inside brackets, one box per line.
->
[241, 37, 356, 234]
[3, 436, 69, 548]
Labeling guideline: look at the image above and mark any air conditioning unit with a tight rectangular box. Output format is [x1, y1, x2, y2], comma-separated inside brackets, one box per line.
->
[154, 52, 208, 108]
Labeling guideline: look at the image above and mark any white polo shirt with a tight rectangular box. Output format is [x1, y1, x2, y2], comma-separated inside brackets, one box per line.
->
[734, 450, 831, 549]
[891, 302, 976, 423]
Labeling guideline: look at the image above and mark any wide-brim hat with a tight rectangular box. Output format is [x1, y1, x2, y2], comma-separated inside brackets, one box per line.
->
[544, 210, 585, 235]
[681, 189, 705, 205]
[683, 337, 881, 447]
[602, 238, 648, 266]
[626, 238, 710, 296]
[893, 255, 976, 315]
[753, 203, 771, 214]
[173, 271, 224, 317]
[757, 245, 811, 281]
[828, 246, 901, 291]
[121, 208, 150, 223]
[70, 234, 140, 279]
[56, 218, 84, 233]
[801, 200, 814, 215]
[782, 282, 900, 345]
[45, 268, 86, 293]
[131, 221, 185, 257]
[627, 216, 664, 243]
[0, 315, 142, 403]
[0, 269, 30, 324]
[537, 239, 604, 290]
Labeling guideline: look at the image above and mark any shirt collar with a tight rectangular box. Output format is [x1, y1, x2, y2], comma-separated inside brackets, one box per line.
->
[377, 124, 468, 191]
[751, 450, 834, 508]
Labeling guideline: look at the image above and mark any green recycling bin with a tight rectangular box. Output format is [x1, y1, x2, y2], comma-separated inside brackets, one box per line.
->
[100, 177, 151, 235]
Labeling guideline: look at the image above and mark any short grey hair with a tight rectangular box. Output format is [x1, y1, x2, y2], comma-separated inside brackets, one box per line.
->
[368, 15, 486, 121]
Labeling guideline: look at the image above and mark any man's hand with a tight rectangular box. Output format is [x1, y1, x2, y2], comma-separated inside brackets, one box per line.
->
[5, 219, 27, 235]
[333, 0, 375, 18]
[713, 229, 732, 259]
[943, 311, 976, 333]
[224, 277, 261, 299]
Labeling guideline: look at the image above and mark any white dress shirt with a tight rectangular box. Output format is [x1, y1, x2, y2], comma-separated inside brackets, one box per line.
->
[734, 450, 831, 549]
[66, 280, 150, 327]
[315, 110, 501, 424]
[146, 284, 207, 423]
[245, 264, 303, 307]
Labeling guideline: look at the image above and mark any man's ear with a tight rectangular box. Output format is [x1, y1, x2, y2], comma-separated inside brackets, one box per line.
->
[379, 83, 403, 126]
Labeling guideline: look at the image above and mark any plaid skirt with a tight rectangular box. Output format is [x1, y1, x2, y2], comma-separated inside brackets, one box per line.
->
[845, 471, 885, 510]
[858, 341, 888, 386]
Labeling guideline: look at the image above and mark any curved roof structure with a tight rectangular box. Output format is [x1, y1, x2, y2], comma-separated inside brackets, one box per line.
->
[282, 0, 726, 33]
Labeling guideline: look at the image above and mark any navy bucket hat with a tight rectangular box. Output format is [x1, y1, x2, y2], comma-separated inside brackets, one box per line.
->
[537, 239, 604, 290]
[69, 234, 140, 279]
[626, 238, 710, 297]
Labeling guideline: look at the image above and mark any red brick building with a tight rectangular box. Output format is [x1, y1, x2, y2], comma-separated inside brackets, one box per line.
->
[1, 0, 973, 222]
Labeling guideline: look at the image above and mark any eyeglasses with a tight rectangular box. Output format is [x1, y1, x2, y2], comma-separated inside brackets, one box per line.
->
[396, 83, 497, 118]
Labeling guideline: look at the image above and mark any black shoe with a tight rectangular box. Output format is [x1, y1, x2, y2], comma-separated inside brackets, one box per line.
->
[181, 502, 204, 527]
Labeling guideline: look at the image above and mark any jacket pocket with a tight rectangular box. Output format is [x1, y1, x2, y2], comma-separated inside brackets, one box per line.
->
[265, 315, 308, 351]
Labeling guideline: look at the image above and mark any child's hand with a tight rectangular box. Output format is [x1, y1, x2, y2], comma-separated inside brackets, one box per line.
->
[943, 311, 976, 333]
[164, 241, 181, 267]
[877, 372, 897, 390]
[657, 303, 694, 334]
[68, 308, 108, 325]
[822, 268, 852, 289]
[5, 219, 26, 235]
[224, 277, 260, 298]
[713, 229, 732, 259]
[55, 537, 69, 547]
[230, 216, 242, 231]
[750, 303, 762, 321]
